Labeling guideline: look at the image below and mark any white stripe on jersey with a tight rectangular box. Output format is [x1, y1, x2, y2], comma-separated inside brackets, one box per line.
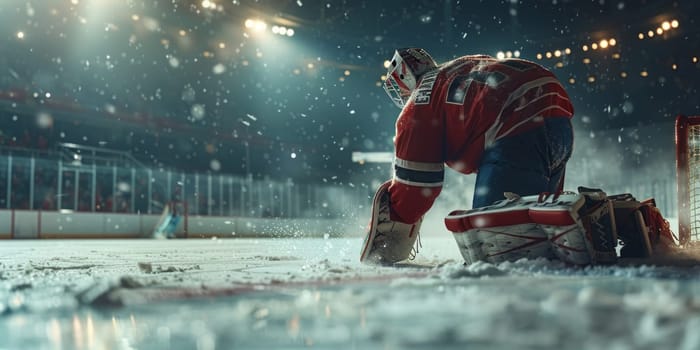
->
[394, 157, 444, 172]
[393, 176, 444, 187]
[497, 105, 573, 139]
[513, 92, 570, 112]
[484, 76, 568, 147]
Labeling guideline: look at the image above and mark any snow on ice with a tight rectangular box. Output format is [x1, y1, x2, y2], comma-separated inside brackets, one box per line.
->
[2, 236, 700, 349]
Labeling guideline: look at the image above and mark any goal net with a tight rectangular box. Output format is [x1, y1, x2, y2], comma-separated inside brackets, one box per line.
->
[676, 115, 700, 245]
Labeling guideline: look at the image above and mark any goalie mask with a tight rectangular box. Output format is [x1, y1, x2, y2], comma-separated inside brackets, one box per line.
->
[383, 48, 438, 108]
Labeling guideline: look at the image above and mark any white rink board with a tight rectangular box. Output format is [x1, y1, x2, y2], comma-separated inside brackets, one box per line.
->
[0, 209, 357, 239]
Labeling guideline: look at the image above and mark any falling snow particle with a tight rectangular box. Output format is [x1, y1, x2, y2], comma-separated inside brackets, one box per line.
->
[212, 63, 226, 75]
[191, 104, 206, 120]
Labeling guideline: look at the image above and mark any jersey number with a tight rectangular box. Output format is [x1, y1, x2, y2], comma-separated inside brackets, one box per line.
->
[446, 59, 534, 105]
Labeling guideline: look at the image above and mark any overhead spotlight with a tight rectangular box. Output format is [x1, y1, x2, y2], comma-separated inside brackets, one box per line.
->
[609, 38, 616, 46]
[245, 19, 267, 32]
[640, 70, 649, 77]
[564, 48, 571, 55]
[496, 51, 505, 59]
[286, 28, 294, 36]
[582, 45, 589, 52]
[545, 51, 552, 58]
[656, 27, 663, 35]
[638, 33, 644, 40]
[662, 21, 671, 30]
[591, 43, 598, 50]
[620, 72, 627, 78]
[647, 30, 654, 38]
[271, 25, 280, 34]
[383, 60, 391, 68]
[599, 39, 609, 49]
[536, 53, 543, 60]
[671, 19, 679, 28]
[554, 50, 562, 57]
[506, 51, 513, 58]
[694, 56, 698, 63]
[513, 50, 520, 58]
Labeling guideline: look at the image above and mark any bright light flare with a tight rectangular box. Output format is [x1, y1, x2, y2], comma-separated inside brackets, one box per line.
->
[16, 31, 25, 39]
[662, 21, 671, 30]
[671, 19, 679, 28]
[496, 51, 505, 59]
[245, 19, 267, 32]
[599, 39, 609, 49]
[201, 0, 217, 9]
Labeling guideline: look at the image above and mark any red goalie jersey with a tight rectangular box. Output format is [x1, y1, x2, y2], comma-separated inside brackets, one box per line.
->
[389, 55, 574, 224]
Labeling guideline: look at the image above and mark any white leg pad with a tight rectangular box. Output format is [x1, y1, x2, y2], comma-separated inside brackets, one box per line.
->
[445, 196, 554, 264]
[530, 192, 618, 265]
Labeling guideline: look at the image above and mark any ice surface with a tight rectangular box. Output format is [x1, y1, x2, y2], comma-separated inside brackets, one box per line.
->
[2, 236, 700, 349]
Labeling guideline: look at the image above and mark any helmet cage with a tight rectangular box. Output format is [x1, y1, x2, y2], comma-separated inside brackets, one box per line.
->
[383, 48, 437, 108]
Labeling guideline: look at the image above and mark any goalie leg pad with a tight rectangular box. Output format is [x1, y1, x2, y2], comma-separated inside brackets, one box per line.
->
[530, 191, 618, 265]
[360, 181, 421, 264]
[445, 195, 554, 264]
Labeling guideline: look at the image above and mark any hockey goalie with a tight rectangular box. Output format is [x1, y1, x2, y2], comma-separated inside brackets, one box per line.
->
[360, 47, 676, 265]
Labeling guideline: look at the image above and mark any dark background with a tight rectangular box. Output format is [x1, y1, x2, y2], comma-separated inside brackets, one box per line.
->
[0, 0, 698, 185]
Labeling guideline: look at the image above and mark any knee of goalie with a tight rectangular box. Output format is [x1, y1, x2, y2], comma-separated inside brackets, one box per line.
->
[359, 181, 421, 264]
[529, 190, 618, 265]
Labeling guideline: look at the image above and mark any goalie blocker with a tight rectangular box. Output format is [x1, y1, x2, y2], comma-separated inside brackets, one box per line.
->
[360, 181, 423, 264]
[444, 188, 676, 265]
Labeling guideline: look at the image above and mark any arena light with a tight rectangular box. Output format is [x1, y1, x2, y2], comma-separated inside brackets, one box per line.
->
[662, 21, 671, 31]
[599, 39, 609, 49]
[271, 25, 295, 37]
[671, 19, 679, 28]
[245, 19, 267, 33]
[201, 0, 217, 10]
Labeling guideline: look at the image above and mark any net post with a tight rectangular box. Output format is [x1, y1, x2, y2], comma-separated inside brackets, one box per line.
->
[677, 115, 690, 245]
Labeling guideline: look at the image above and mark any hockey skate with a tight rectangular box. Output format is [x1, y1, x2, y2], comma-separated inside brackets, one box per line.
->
[360, 181, 423, 264]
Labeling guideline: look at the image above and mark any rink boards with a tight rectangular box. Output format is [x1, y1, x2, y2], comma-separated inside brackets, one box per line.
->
[0, 209, 355, 239]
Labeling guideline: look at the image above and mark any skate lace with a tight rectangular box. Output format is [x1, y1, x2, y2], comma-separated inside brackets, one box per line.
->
[408, 231, 422, 261]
